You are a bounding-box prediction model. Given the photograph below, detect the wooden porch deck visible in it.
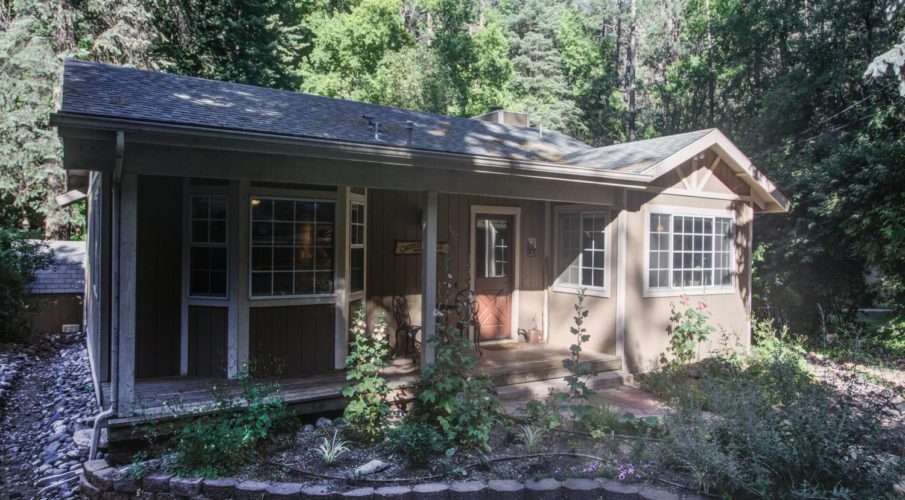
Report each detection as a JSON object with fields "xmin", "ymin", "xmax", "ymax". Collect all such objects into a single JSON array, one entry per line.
[{"xmin": 105, "ymin": 343, "xmax": 620, "ymax": 442}]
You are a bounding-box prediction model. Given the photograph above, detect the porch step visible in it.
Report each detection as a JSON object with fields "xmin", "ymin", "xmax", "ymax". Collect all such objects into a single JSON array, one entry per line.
[{"xmin": 495, "ymin": 371, "xmax": 631, "ymax": 403}]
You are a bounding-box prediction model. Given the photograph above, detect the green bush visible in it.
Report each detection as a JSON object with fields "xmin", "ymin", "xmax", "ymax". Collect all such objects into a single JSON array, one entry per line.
[
  {"xmin": 342, "ymin": 304, "xmax": 390, "ymax": 443},
  {"xmin": 387, "ymin": 422, "xmax": 447, "ymax": 464},
  {"xmin": 165, "ymin": 373, "xmax": 291, "ymax": 478},
  {"xmin": 666, "ymin": 295, "xmax": 715, "ymax": 365},
  {"xmin": 406, "ymin": 264, "xmax": 499, "ymax": 452},
  {"xmin": 660, "ymin": 328, "xmax": 905, "ymax": 498},
  {"xmin": 0, "ymin": 228, "xmax": 51, "ymax": 342}
]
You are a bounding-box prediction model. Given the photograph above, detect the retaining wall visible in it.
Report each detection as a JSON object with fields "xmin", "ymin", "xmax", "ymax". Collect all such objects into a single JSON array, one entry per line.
[{"xmin": 80, "ymin": 459, "xmax": 704, "ymax": 499}]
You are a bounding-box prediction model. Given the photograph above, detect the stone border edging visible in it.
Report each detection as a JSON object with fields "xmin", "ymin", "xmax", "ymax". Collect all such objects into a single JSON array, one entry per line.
[{"xmin": 80, "ymin": 459, "xmax": 705, "ymax": 499}]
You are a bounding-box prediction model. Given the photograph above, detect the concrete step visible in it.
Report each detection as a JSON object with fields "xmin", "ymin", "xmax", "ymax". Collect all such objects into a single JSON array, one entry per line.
[{"xmin": 495, "ymin": 371, "xmax": 631, "ymax": 403}]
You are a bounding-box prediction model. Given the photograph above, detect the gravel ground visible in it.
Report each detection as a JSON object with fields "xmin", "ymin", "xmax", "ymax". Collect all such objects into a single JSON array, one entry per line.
[{"xmin": 0, "ymin": 331, "xmax": 100, "ymax": 499}]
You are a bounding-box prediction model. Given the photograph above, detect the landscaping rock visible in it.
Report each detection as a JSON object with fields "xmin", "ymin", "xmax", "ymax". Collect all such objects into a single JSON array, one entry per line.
[
  {"xmin": 374, "ymin": 485, "xmax": 413, "ymax": 499},
  {"xmin": 0, "ymin": 331, "xmax": 99, "ymax": 499},
  {"xmin": 638, "ymin": 486, "xmax": 679, "ymax": 500},
  {"xmin": 354, "ymin": 459, "xmax": 391, "ymax": 476},
  {"xmin": 450, "ymin": 481, "xmax": 486, "ymax": 499},
  {"xmin": 525, "ymin": 478, "xmax": 561, "ymax": 500},
  {"xmin": 203, "ymin": 477, "xmax": 238, "ymax": 499},
  {"xmin": 600, "ymin": 480, "xmax": 642, "ymax": 499},
  {"xmin": 342, "ymin": 486, "xmax": 376, "ymax": 498},
  {"xmin": 315, "ymin": 416, "xmax": 333, "ymax": 428},
  {"xmin": 235, "ymin": 480, "xmax": 271, "ymax": 499},
  {"xmin": 266, "ymin": 481, "xmax": 304, "ymax": 498},
  {"xmin": 486, "ymin": 479, "xmax": 523, "ymax": 500},
  {"xmin": 170, "ymin": 476, "xmax": 204, "ymax": 497},
  {"xmin": 302, "ymin": 484, "xmax": 335, "ymax": 498},
  {"xmin": 142, "ymin": 472, "xmax": 174, "ymax": 492},
  {"xmin": 412, "ymin": 482, "xmax": 449, "ymax": 499},
  {"xmin": 562, "ymin": 478, "xmax": 601, "ymax": 499}
]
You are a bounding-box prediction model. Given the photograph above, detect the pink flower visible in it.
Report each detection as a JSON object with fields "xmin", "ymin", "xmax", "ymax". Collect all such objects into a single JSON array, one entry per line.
[
  {"xmin": 697, "ymin": 300, "xmax": 707, "ymax": 311},
  {"xmin": 679, "ymin": 294, "xmax": 690, "ymax": 306}
]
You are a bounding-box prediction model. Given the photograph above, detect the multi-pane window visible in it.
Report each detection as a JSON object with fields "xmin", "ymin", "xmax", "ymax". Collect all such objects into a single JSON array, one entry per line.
[
  {"xmin": 648, "ymin": 213, "xmax": 734, "ymax": 290},
  {"xmin": 190, "ymin": 195, "xmax": 228, "ymax": 297},
  {"xmin": 250, "ymin": 198, "xmax": 335, "ymax": 297},
  {"xmin": 556, "ymin": 212, "xmax": 607, "ymax": 290},
  {"xmin": 350, "ymin": 202, "xmax": 365, "ymax": 293}
]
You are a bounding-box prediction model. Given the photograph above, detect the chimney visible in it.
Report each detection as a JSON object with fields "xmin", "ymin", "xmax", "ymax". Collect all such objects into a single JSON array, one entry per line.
[{"xmin": 471, "ymin": 109, "xmax": 530, "ymax": 127}]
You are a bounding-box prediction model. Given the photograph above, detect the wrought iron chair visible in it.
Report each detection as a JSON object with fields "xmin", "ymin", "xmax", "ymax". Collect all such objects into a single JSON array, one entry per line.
[
  {"xmin": 455, "ymin": 289, "xmax": 482, "ymax": 355},
  {"xmin": 392, "ymin": 295, "xmax": 421, "ymax": 364}
]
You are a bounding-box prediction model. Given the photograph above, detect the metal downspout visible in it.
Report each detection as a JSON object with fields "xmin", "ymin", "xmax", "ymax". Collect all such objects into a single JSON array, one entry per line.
[{"xmin": 90, "ymin": 131, "xmax": 124, "ymax": 460}]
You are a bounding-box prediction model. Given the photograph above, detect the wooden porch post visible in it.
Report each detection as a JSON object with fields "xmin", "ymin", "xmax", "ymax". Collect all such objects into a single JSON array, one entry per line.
[
  {"xmin": 335, "ymin": 186, "xmax": 350, "ymax": 370},
  {"xmin": 420, "ymin": 191, "xmax": 438, "ymax": 365},
  {"xmin": 117, "ymin": 173, "xmax": 138, "ymax": 415}
]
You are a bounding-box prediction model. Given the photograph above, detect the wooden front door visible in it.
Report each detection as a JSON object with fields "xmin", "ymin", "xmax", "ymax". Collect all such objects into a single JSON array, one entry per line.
[{"xmin": 474, "ymin": 214, "xmax": 514, "ymax": 341}]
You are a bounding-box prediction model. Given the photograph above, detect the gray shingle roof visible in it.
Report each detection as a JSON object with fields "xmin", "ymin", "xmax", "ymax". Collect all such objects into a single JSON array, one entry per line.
[
  {"xmin": 60, "ymin": 60, "xmax": 713, "ymax": 172},
  {"xmin": 27, "ymin": 241, "xmax": 85, "ymax": 295},
  {"xmin": 563, "ymin": 129, "xmax": 715, "ymax": 173}
]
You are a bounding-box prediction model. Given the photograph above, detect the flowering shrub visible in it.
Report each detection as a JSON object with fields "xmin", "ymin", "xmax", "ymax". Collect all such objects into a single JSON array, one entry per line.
[
  {"xmin": 407, "ymin": 263, "xmax": 498, "ymax": 453},
  {"xmin": 342, "ymin": 304, "xmax": 390, "ymax": 443},
  {"xmin": 666, "ymin": 295, "xmax": 715, "ymax": 365},
  {"xmin": 563, "ymin": 289, "xmax": 595, "ymax": 399}
]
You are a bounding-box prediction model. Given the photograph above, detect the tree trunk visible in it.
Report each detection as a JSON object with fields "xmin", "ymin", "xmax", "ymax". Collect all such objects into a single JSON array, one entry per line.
[{"xmin": 626, "ymin": 0, "xmax": 637, "ymax": 141}]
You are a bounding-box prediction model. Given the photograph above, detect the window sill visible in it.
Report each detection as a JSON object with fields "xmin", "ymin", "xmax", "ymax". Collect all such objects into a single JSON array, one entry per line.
[
  {"xmin": 552, "ymin": 284, "xmax": 611, "ymax": 298},
  {"xmin": 642, "ymin": 286, "xmax": 736, "ymax": 298},
  {"xmin": 248, "ymin": 294, "xmax": 338, "ymax": 307}
]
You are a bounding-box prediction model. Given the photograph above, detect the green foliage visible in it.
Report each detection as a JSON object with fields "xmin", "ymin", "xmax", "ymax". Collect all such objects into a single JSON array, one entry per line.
[
  {"xmin": 562, "ymin": 289, "xmax": 594, "ymax": 400},
  {"xmin": 387, "ymin": 421, "xmax": 447, "ymax": 464},
  {"xmin": 407, "ymin": 265, "xmax": 499, "ymax": 452},
  {"xmin": 516, "ymin": 424, "xmax": 544, "ymax": 452},
  {"xmin": 342, "ymin": 304, "xmax": 391, "ymax": 443},
  {"xmin": 165, "ymin": 373, "xmax": 291, "ymax": 478},
  {"xmin": 151, "ymin": 0, "xmax": 307, "ymax": 90},
  {"xmin": 315, "ymin": 430, "xmax": 351, "ymax": 466},
  {"xmin": 0, "ymin": 229, "xmax": 51, "ymax": 342},
  {"xmin": 520, "ymin": 394, "xmax": 563, "ymax": 431},
  {"xmin": 666, "ymin": 295, "xmax": 715, "ymax": 365},
  {"xmin": 657, "ymin": 321, "xmax": 905, "ymax": 497}
]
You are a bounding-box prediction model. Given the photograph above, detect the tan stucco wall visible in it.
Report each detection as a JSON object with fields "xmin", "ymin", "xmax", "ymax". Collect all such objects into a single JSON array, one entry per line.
[{"xmin": 623, "ymin": 193, "xmax": 752, "ymax": 373}]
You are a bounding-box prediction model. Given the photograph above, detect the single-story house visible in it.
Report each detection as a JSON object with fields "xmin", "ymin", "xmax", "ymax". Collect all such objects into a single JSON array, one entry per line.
[
  {"xmin": 51, "ymin": 60, "xmax": 787, "ymax": 442},
  {"xmin": 24, "ymin": 240, "xmax": 85, "ymax": 334}
]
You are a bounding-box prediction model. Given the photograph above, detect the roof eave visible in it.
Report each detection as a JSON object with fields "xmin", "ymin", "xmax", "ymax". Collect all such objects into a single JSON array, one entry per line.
[{"xmin": 51, "ymin": 112, "xmax": 655, "ymax": 188}]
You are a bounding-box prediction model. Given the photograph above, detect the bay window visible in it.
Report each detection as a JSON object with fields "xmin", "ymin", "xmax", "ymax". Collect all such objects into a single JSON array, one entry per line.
[
  {"xmin": 189, "ymin": 194, "xmax": 228, "ymax": 298},
  {"xmin": 250, "ymin": 197, "xmax": 335, "ymax": 297},
  {"xmin": 648, "ymin": 212, "xmax": 734, "ymax": 292},
  {"xmin": 350, "ymin": 201, "xmax": 365, "ymax": 294}
]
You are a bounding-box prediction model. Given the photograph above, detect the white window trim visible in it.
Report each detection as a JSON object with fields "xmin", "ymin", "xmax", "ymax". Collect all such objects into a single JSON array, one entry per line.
[
  {"xmin": 186, "ymin": 193, "xmax": 231, "ymax": 301},
  {"xmin": 349, "ymin": 195, "xmax": 367, "ymax": 302},
  {"xmin": 642, "ymin": 203, "xmax": 737, "ymax": 298},
  {"xmin": 552, "ymin": 205, "xmax": 612, "ymax": 298},
  {"xmin": 247, "ymin": 195, "xmax": 338, "ymax": 301}
]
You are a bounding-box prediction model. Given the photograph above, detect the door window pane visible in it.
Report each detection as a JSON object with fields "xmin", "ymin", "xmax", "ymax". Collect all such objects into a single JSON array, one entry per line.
[{"xmin": 477, "ymin": 218, "xmax": 509, "ymax": 278}]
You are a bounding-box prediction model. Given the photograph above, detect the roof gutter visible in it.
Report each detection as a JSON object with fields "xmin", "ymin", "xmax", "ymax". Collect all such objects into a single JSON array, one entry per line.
[{"xmin": 50, "ymin": 112, "xmax": 655, "ymax": 189}]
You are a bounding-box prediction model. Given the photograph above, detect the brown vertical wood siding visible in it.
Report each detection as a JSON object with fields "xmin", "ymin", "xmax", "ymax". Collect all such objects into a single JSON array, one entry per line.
[
  {"xmin": 135, "ymin": 175, "xmax": 183, "ymax": 379},
  {"xmin": 366, "ymin": 190, "xmax": 547, "ymax": 345},
  {"xmin": 188, "ymin": 306, "xmax": 228, "ymax": 378},
  {"xmin": 249, "ymin": 304, "xmax": 336, "ymax": 376}
]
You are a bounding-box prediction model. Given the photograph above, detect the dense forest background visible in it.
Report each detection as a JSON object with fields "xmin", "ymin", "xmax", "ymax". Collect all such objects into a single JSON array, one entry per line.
[{"xmin": 1, "ymin": 0, "xmax": 904, "ymax": 332}]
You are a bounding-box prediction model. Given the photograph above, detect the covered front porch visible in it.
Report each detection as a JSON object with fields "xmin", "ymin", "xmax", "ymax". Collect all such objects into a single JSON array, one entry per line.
[{"xmin": 104, "ymin": 342, "xmax": 621, "ymax": 441}]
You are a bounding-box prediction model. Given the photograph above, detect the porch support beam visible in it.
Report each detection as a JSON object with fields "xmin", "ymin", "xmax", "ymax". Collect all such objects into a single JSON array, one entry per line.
[
  {"xmin": 335, "ymin": 186, "xmax": 350, "ymax": 370},
  {"xmin": 420, "ymin": 191, "xmax": 438, "ymax": 365},
  {"xmin": 116, "ymin": 172, "xmax": 138, "ymax": 415},
  {"xmin": 615, "ymin": 190, "xmax": 627, "ymax": 367}
]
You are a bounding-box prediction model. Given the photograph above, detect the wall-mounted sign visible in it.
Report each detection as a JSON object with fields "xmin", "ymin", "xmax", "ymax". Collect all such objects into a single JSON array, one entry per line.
[
  {"xmin": 527, "ymin": 237, "xmax": 537, "ymax": 257},
  {"xmin": 394, "ymin": 241, "xmax": 450, "ymax": 255}
]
